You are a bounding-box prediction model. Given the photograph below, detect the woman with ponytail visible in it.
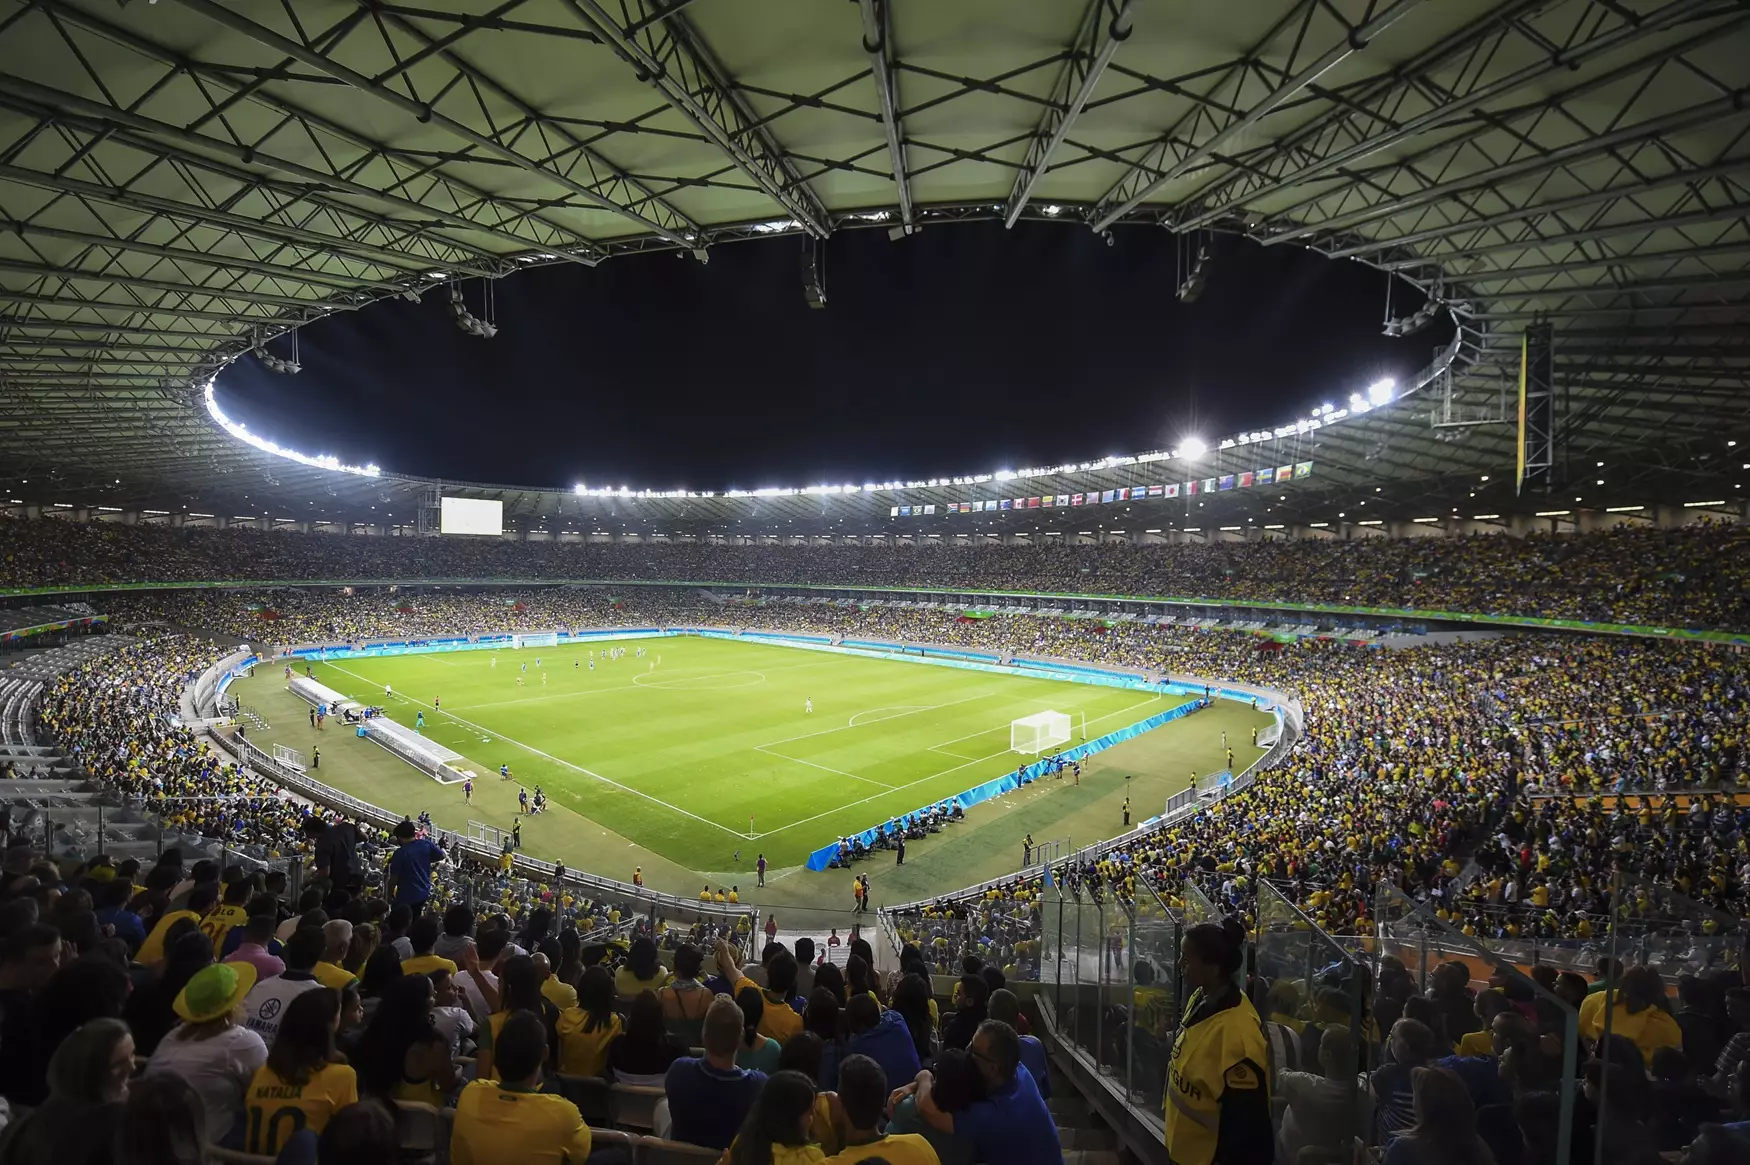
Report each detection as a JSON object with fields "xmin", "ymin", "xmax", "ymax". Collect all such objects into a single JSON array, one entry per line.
[
  {"xmin": 1164, "ymin": 918, "xmax": 1272, "ymax": 1165},
  {"xmin": 736, "ymin": 985, "xmax": 783, "ymax": 1074}
]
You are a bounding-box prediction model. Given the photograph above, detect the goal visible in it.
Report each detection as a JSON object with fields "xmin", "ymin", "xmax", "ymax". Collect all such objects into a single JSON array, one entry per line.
[
  {"xmin": 513, "ymin": 631, "xmax": 558, "ymax": 649},
  {"xmin": 1011, "ymin": 710, "xmax": 1072, "ymax": 756}
]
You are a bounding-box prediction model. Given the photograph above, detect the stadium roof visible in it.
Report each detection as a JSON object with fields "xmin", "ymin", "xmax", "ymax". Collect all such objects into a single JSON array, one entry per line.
[{"xmin": 1, "ymin": 0, "xmax": 1747, "ymax": 532}]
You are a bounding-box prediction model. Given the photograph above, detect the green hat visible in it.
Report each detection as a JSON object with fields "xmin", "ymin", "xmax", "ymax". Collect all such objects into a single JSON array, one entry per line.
[{"xmin": 174, "ymin": 960, "xmax": 257, "ymax": 1024}]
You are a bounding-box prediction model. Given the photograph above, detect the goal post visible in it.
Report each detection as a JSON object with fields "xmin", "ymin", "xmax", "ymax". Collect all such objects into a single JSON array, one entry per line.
[
  {"xmin": 1011, "ymin": 710, "xmax": 1072, "ymax": 756},
  {"xmin": 513, "ymin": 631, "xmax": 558, "ymax": 649}
]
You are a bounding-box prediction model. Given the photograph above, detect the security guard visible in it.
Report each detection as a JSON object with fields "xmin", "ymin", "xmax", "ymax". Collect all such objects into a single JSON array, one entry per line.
[{"xmin": 1164, "ymin": 920, "xmax": 1272, "ymax": 1165}]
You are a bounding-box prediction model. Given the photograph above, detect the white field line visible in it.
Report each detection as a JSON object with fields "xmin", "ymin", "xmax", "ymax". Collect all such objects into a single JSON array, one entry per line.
[
  {"xmin": 754, "ymin": 685, "xmax": 1012, "ymax": 750},
  {"xmin": 846, "ymin": 705, "xmax": 936, "ymax": 727},
  {"xmin": 752, "ymin": 746, "xmax": 897, "ymax": 790},
  {"xmin": 749, "ymin": 692, "xmax": 1169, "ymax": 840},
  {"xmin": 321, "ymin": 662, "xmax": 752, "ymax": 841}
]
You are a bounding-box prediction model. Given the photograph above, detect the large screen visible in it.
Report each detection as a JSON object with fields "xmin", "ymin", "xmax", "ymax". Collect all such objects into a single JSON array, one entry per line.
[{"xmin": 440, "ymin": 496, "xmax": 503, "ymax": 536}]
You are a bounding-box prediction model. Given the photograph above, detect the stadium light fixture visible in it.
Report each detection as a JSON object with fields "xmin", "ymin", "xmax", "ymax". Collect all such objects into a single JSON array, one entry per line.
[
  {"xmin": 1308, "ymin": 522, "xmax": 1330, "ymax": 528},
  {"xmin": 203, "ymin": 383, "xmax": 380, "ymax": 478},
  {"xmin": 1606, "ymin": 506, "xmax": 1644, "ymax": 513},
  {"xmin": 1178, "ymin": 436, "xmax": 1207, "ymax": 459},
  {"xmin": 1368, "ymin": 379, "xmax": 1396, "ymax": 406},
  {"xmin": 1473, "ymin": 514, "xmax": 1502, "ymax": 520},
  {"xmin": 1177, "ymin": 245, "xmax": 1209, "ymax": 303},
  {"xmin": 1684, "ymin": 500, "xmax": 1728, "ymax": 507},
  {"xmin": 1536, "ymin": 510, "xmax": 1572, "ymax": 517},
  {"xmin": 1357, "ymin": 520, "xmax": 1383, "ymax": 526}
]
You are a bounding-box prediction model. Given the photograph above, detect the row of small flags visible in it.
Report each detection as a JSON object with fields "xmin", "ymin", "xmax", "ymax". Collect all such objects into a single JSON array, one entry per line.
[{"xmin": 889, "ymin": 462, "xmax": 1313, "ymax": 518}]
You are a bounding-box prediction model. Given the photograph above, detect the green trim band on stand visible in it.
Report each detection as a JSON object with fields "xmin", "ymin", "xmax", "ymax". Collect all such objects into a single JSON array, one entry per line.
[{"xmin": 3, "ymin": 576, "xmax": 1747, "ymax": 645}]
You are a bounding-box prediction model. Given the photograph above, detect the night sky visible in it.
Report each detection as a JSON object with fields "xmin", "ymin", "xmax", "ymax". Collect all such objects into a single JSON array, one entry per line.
[{"xmin": 216, "ymin": 222, "xmax": 1449, "ymax": 491}]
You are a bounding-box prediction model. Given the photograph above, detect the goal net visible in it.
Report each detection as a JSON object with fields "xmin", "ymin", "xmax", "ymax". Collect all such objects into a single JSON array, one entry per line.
[
  {"xmin": 1011, "ymin": 710, "xmax": 1072, "ymax": 756},
  {"xmin": 513, "ymin": 631, "xmax": 558, "ymax": 649}
]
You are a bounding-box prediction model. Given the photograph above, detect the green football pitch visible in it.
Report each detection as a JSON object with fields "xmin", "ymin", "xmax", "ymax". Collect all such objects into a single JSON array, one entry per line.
[{"xmin": 266, "ymin": 637, "xmax": 1204, "ymax": 870}]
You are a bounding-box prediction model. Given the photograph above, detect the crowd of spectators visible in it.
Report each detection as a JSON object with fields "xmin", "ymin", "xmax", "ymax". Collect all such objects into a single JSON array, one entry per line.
[
  {"xmin": 878, "ymin": 623, "xmax": 1749, "ymax": 957},
  {"xmin": 5, "ymin": 515, "xmax": 1749, "ymax": 629},
  {"xmin": 73, "ymin": 589, "xmax": 1750, "ymax": 958},
  {"xmin": 107, "ymin": 587, "xmax": 656, "ymax": 647},
  {"xmin": 0, "ymin": 830, "xmax": 1063, "ymax": 1165}
]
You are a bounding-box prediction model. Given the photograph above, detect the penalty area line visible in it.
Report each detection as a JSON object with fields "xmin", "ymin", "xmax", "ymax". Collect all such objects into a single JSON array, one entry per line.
[
  {"xmin": 752, "ymin": 745, "xmax": 896, "ymax": 791},
  {"xmin": 321, "ymin": 662, "xmax": 753, "ymax": 843}
]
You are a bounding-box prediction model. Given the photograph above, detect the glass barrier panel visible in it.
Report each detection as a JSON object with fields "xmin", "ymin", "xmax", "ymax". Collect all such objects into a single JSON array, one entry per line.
[
  {"xmin": 1373, "ymin": 884, "xmax": 1581, "ymax": 1165},
  {"xmin": 1254, "ymin": 880, "xmax": 1367, "ymax": 1165},
  {"xmin": 1130, "ymin": 882, "xmax": 1181, "ymax": 1111}
]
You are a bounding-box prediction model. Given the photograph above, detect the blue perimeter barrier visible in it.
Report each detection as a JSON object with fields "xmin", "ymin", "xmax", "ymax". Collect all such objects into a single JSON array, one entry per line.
[{"xmin": 802, "ymin": 697, "xmax": 1206, "ymax": 872}]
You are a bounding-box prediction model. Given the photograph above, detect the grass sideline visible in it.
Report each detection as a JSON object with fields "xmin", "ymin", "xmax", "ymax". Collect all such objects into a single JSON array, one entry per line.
[{"xmin": 233, "ymin": 637, "xmax": 1271, "ymax": 897}]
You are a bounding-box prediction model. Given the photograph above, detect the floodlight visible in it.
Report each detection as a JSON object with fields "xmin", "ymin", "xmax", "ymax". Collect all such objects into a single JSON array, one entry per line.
[
  {"xmin": 1382, "ymin": 299, "xmax": 1439, "ymax": 337},
  {"xmin": 448, "ymin": 283, "xmax": 497, "ymax": 338},
  {"xmin": 1177, "ymin": 245, "xmax": 1209, "ymax": 303},
  {"xmin": 1179, "ymin": 436, "xmax": 1208, "ymax": 459},
  {"xmin": 253, "ymin": 332, "xmax": 299, "ymax": 375},
  {"xmin": 1367, "ymin": 378, "xmax": 1395, "ymax": 406}
]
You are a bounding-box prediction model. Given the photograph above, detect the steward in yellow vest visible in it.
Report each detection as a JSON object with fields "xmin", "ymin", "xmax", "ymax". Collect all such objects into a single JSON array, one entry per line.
[{"xmin": 1164, "ymin": 923, "xmax": 1271, "ymax": 1165}]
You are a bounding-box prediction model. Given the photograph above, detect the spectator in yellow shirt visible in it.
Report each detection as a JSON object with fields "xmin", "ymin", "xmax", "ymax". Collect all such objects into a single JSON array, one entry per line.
[
  {"xmin": 613, "ymin": 937, "xmax": 672, "ymax": 999},
  {"xmin": 243, "ymin": 986, "xmax": 358, "ymax": 1155},
  {"xmin": 453, "ymin": 1011, "xmax": 592, "ymax": 1165},
  {"xmin": 200, "ymin": 881, "xmax": 253, "ymax": 956},
  {"xmin": 1582, "ymin": 966, "xmax": 1683, "ymax": 1065},
  {"xmin": 138, "ymin": 884, "xmax": 217, "ymax": 965},
  {"xmin": 314, "ymin": 920, "xmax": 360, "ymax": 992},
  {"xmin": 719, "ymin": 941, "xmax": 803, "ymax": 1046},
  {"xmin": 401, "ymin": 916, "xmax": 459, "ymax": 978},
  {"xmin": 558, "ymin": 966, "xmax": 621, "ymax": 1078}
]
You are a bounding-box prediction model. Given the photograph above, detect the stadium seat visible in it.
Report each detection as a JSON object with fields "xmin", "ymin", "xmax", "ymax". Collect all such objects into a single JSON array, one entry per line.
[
  {"xmin": 587, "ymin": 1127, "xmax": 636, "ymax": 1162},
  {"xmin": 635, "ymin": 1136, "xmax": 720, "ymax": 1165},
  {"xmin": 395, "ymin": 1100, "xmax": 443, "ymax": 1164},
  {"xmin": 206, "ymin": 1150, "xmax": 276, "ymax": 1165},
  {"xmin": 609, "ymin": 1082, "xmax": 666, "ymax": 1131},
  {"xmin": 558, "ymin": 1072, "xmax": 615, "ymax": 1126}
]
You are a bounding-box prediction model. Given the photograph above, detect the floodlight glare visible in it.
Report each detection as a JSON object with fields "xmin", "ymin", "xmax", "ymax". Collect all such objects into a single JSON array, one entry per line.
[
  {"xmin": 1179, "ymin": 436, "xmax": 1208, "ymax": 459},
  {"xmin": 1368, "ymin": 378, "xmax": 1396, "ymax": 406}
]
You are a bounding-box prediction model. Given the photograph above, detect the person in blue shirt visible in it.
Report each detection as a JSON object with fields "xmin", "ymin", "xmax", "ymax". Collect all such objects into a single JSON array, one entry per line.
[
  {"xmin": 900, "ymin": 1019, "xmax": 1063, "ymax": 1165},
  {"xmin": 665, "ymin": 995, "xmax": 766, "ymax": 1151},
  {"xmin": 92, "ymin": 878, "xmax": 146, "ymax": 953},
  {"xmin": 386, "ymin": 819, "xmax": 447, "ymax": 913},
  {"xmin": 988, "ymin": 990, "xmax": 1050, "ymax": 1098},
  {"xmin": 830, "ymin": 993, "xmax": 921, "ymax": 1093}
]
